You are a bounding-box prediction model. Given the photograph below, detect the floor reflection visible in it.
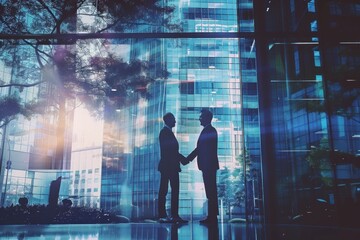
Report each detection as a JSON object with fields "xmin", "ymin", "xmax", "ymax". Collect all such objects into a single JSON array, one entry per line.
[
  {"xmin": 0, "ymin": 222, "xmax": 257, "ymax": 240},
  {"xmin": 0, "ymin": 222, "xmax": 359, "ymax": 240}
]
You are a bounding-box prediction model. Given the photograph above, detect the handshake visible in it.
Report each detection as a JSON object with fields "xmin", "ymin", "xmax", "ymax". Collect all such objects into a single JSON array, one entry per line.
[
  {"xmin": 180, "ymin": 155, "xmax": 190, "ymax": 166},
  {"xmin": 179, "ymin": 150, "xmax": 197, "ymax": 166}
]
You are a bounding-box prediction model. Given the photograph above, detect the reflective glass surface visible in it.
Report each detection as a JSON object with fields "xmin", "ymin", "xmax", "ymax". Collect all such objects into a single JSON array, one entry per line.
[
  {"xmin": 0, "ymin": 0, "xmax": 259, "ymax": 221},
  {"xmin": 0, "ymin": 223, "xmax": 253, "ymax": 240},
  {"xmin": 0, "ymin": 223, "xmax": 359, "ymax": 240}
]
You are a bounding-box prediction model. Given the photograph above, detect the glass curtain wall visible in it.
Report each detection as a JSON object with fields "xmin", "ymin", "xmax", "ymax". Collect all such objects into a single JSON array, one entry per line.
[
  {"xmin": 1, "ymin": 169, "xmax": 70, "ymax": 206},
  {"xmin": 0, "ymin": 0, "xmax": 263, "ymax": 223},
  {"xmin": 256, "ymin": 0, "xmax": 360, "ymax": 226},
  {"xmin": 101, "ymin": 0, "xmax": 262, "ymax": 221}
]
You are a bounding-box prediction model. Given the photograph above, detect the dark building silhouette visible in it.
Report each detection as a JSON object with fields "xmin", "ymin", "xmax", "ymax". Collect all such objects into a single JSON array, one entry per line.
[{"xmin": 48, "ymin": 177, "xmax": 62, "ymax": 207}]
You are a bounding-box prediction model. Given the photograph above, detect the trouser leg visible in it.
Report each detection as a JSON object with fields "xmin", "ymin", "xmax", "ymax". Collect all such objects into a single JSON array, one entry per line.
[
  {"xmin": 203, "ymin": 170, "xmax": 219, "ymax": 217},
  {"xmin": 158, "ymin": 173, "xmax": 169, "ymax": 217},
  {"xmin": 169, "ymin": 172, "xmax": 180, "ymax": 217}
]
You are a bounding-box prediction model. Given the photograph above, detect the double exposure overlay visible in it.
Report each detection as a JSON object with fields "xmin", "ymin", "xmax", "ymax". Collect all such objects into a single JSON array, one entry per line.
[{"xmin": 0, "ymin": 0, "xmax": 359, "ymax": 226}]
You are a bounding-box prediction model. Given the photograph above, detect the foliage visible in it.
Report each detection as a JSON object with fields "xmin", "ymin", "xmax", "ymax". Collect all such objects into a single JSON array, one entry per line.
[
  {"xmin": 89, "ymin": 55, "xmax": 165, "ymax": 110},
  {"xmin": 305, "ymin": 138, "xmax": 333, "ymax": 187},
  {"xmin": 0, "ymin": 96, "xmax": 45, "ymax": 128},
  {"xmin": 39, "ymin": 45, "xmax": 165, "ymax": 117},
  {"xmin": 307, "ymin": 146, "xmax": 360, "ymax": 168},
  {"xmin": 0, "ymin": 0, "xmax": 178, "ymax": 122},
  {"xmin": 218, "ymin": 167, "xmax": 244, "ymax": 208},
  {"xmin": 218, "ymin": 151, "xmax": 252, "ymax": 209},
  {"xmin": 306, "ymin": 138, "xmax": 360, "ymax": 186},
  {"xmin": 306, "ymin": 139, "xmax": 332, "ymax": 170},
  {"xmin": 0, "ymin": 96, "xmax": 22, "ymax": 126},
  {"xmin": 93, "ymin": 0, "xmax": 181, "ymax": 32},
  {"xmin": 0, "ymin": 204, "xmax": 128, "ymax": 225},
  {"xmin": 0, "ymin": 0, "xmax": 180, "ymax": 35}
]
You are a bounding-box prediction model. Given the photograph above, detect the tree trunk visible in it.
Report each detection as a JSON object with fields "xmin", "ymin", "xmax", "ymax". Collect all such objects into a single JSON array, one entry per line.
[{"xmin": 53, "ymin": 99, "xmax": 66, "ymax": 169}]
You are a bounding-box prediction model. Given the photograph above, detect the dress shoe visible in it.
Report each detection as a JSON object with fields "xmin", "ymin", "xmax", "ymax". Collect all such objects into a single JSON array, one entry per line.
[
  {"xmin": 158, "ymin": 217, "xmax": 172, "ymax": 223},
  {"xmin": 171, "ymin": 216, "xmax": 188, "ymax": 224},
  {"xmin": 199, "ymin": 217, "xmax": 217, "ymax": 225}
]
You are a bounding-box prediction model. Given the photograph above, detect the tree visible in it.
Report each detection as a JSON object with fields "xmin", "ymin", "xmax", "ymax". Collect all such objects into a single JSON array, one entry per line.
[
  {"xmin": 217, "ymin": 151, "xmax": 253, "ymax": 217},
  {"xmin": 0, "ymin": 0, "xmax": 178, "ymax": 111},
  {"xmin": 0, "ymin": 0, "xmax": 177, "ymax": 168},
  {"xmin": 306, "ymin": 138, "xmax": 334, "ymax": 187}
]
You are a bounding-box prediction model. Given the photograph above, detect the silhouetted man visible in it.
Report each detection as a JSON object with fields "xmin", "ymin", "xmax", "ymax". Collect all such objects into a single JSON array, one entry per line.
[
  {"xmin": 158, "ymin": 112, "xmax": 188, "ymax": 223},
  {"xmin": 187, "ymin": 109, "xmax": 219, "ymax": 224}
]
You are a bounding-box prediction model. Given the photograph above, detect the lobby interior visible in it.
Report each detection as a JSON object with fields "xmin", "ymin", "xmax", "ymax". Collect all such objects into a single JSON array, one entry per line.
[{"xmin": 1, "ymin": 1, "xmax": 360, "ymax": 239}]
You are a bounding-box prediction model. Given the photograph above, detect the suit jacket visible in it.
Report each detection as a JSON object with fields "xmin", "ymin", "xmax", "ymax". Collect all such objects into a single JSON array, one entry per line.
[
  {"xmin": 188, "ymin": 124, "xmax": 219, "ymax": 172},
  {"xmin": 158, "ymin": 126, "xmax": 182, "ymax": 173}
]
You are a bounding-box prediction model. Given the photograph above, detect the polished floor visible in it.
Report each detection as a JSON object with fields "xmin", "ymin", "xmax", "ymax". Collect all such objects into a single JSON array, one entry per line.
[{"xmin": 0, "ymin": 222, "xmax": 359, "ymax": 240}]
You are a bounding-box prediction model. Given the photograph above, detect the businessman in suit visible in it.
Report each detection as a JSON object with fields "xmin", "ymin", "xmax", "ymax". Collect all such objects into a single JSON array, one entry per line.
[
  {"xmin": 187, "ymin": 109, "xmax": 219, "ymax": 224},
  {"xmin": 158, "ymin": 112, "xmax": 188, "ymax": 223}
]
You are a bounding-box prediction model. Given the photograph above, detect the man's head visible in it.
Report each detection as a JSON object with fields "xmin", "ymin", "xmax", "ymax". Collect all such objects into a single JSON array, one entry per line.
[
  {"xmin": 199, "ymin": 109, "xmax": 213, "ymax": 127},
  {"xmin": 163, "ymin": 112, "xmax": 176, "ymax": 128}
]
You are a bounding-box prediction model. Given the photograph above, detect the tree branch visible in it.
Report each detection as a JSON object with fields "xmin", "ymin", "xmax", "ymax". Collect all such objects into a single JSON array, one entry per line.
[
  {"xmin": 36, "ymin": 0, "xmax": 58, "ymax": 25},
  {"xmin": 0, "ymin": 117, "xmax": 15, "ymax": 128},
  {"xmin": 0, "ymin": 81, "xmax": 45, "ymax": 88},
  {"xmin": 20, "ymin": 39, "xmax": 52, "ymax": 68},
  {"xmin": 96, "ymin": 17, "xmax": 123, "ymax": 33}
]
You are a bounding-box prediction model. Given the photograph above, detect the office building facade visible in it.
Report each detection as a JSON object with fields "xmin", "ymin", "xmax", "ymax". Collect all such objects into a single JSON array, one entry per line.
[{"xmin": 98, "ymin": 0, "xmax": 261, "ymax": 220}]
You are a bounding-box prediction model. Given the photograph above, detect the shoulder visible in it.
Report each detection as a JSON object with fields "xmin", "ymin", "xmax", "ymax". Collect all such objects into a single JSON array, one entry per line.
[
  {"xmin": 205, "ymin": 125, "xmax": 217, "ymax": 133},
  {"xmin": 207, "ymin": 125, "xmax": 218, "ymax": 138},
  {"xmin": 160, "ymin": 127, "xmax": 171, "ymax": 137},
  {"xmin": 160, "ymin": 127, "xmax": 170, "ymax": 132},
  {"xmin": 159, "ymin": 127, "xmax": 166, "ymax": 136}
]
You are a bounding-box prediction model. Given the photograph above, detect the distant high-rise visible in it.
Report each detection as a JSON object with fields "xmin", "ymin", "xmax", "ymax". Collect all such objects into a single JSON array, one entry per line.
[{"xmin": 99, "ymin": 0, "xmax": 260, "ymax": 219}]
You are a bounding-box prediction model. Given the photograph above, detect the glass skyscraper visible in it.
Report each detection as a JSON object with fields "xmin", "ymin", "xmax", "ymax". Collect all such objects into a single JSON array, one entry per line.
[{"xmin": 99, "ymin": 0, "xmax": 260, "ymax": 220}]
